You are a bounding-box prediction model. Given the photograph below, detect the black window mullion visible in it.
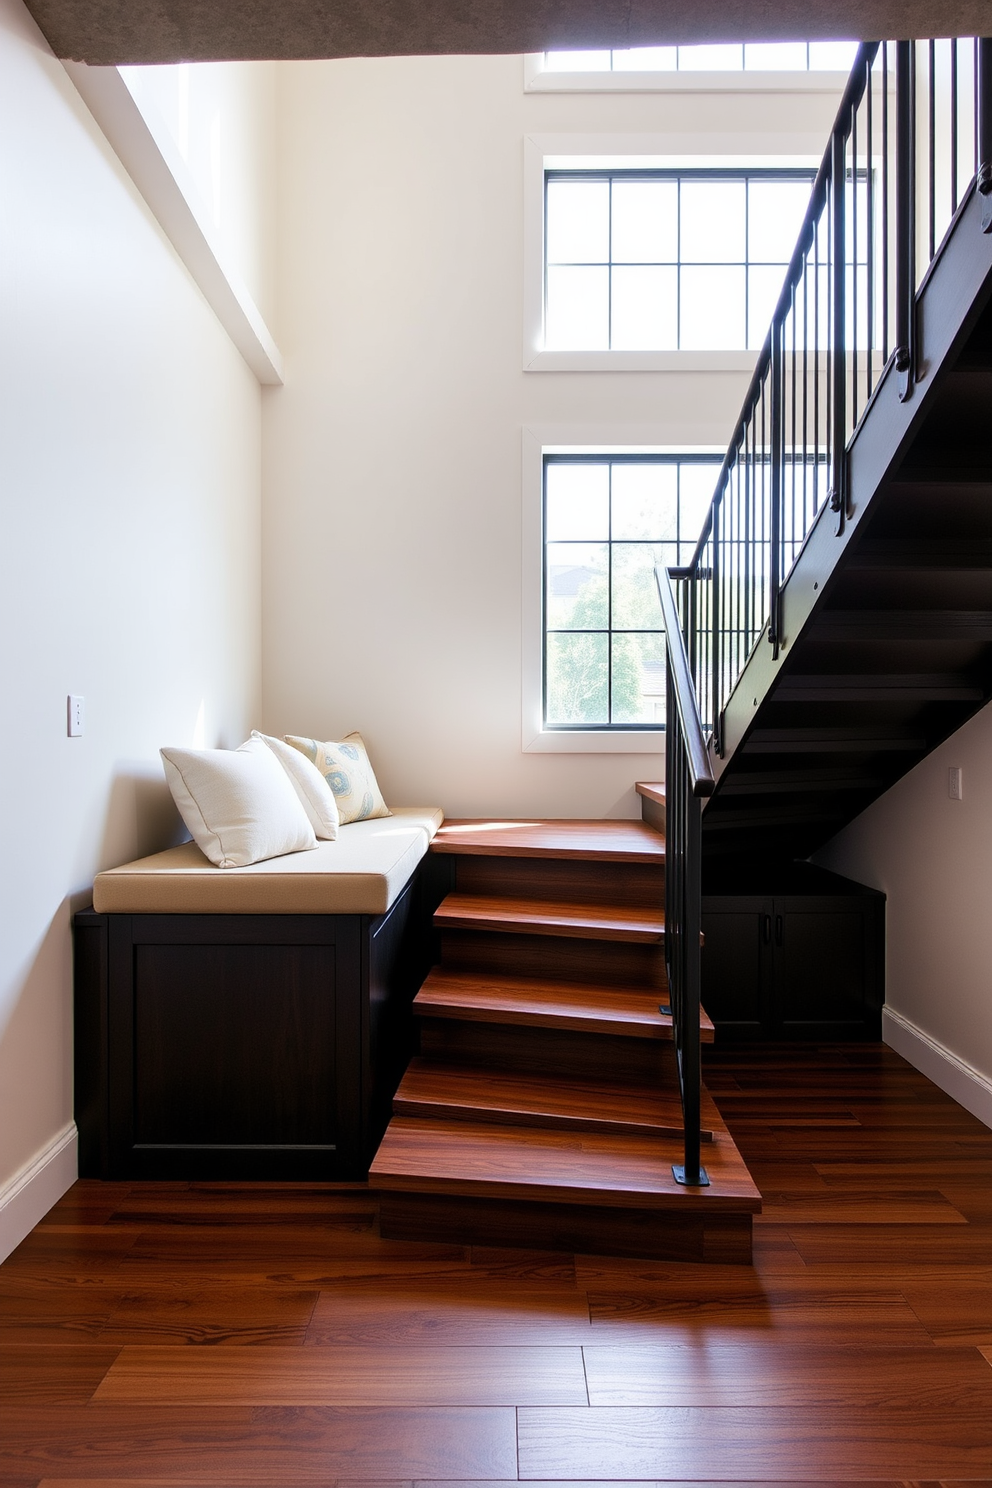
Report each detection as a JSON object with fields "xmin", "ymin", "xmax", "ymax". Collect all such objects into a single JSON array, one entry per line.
[{"xmin": 543, "ymin": 453, "xmax": 729, "ymax": 731}]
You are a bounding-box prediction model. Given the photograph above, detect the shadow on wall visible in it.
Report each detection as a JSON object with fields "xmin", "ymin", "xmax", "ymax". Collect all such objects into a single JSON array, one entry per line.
[
  {"xmin": 0, "ymin": 766, "xmax": 191, "ymax": 1176},
  {"xmin": 98, "ymin": 762, "xmax": 189, "ymax": 873},
  {"xmin": 0, "ymin": 907, "xmax": 73, "ymax": 1166}
]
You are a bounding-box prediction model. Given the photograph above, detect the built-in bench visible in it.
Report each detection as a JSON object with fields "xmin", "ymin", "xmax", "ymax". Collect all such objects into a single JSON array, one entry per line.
[{"xmin": 73, "ymin": 809, "xmax": 444, "ymax": 1180}]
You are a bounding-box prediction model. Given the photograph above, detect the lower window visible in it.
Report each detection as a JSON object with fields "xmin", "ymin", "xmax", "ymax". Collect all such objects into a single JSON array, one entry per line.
[{"xmin": 543, "ymin": 453, "xmax": 720, "ymax": 730}]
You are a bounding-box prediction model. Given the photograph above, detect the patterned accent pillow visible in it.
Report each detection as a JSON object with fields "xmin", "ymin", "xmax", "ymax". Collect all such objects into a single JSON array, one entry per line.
[{"xmin": 284, "ymin": 732, "xmax": 391, "ymax": 824}]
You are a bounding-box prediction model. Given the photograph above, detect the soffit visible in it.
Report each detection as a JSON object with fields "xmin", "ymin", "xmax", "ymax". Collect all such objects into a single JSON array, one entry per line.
[{"xmin": 21, "ymin": 0, "xmax": 992, "ymax": 65}]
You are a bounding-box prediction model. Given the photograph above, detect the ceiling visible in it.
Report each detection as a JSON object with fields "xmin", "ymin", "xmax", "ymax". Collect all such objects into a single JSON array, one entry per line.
[{"xmin": 22, "ymin": 0, "xmax": 992, "ymax": 65}]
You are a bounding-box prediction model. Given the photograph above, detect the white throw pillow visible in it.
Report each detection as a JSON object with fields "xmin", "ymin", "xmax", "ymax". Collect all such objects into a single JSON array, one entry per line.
[
  {"xmin": 251, "ymin": 730, "xmax": 339, "ymax": 840},
  {"xmin": 160, "ymin": 739, "xmax": 318, "ymax": 868},
  {"xmin": 284, "ymin": 732, "xmax": 391, "ymax": 825}
]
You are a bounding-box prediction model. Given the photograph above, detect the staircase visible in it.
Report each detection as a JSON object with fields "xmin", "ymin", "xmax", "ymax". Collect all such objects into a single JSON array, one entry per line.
[
  {"xmin": 370, "ymin": 817, "xmax": 760, "ymax": 1264},
  {"xmin": 667, "ymin": 40, "xmax": 992, "ymax": 868},
  {"xmin": 374, "ymin": 40, "xmax": 992, "ymax": 1266},
  {"xmin": 702, "ymin": 243, "xmax": 992, "ymax": 865}
]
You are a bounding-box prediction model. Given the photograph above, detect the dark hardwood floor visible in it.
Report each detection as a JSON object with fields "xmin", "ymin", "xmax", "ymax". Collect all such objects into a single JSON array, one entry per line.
[{"xmin": 3, "ymin": 1042, "xmax": 992, "ymax": 1484}]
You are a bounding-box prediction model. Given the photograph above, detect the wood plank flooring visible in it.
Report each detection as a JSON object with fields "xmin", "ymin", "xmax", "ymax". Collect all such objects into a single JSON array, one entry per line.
[{"xmin": 4, "ymin": 1042, "xmax": 992, "ymax": 1485}]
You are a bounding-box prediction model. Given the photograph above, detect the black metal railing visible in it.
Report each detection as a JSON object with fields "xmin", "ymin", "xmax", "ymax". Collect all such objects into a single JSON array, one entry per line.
[
  {"xmin": 655, "ymin": 563, "xmax": 714, "ymax": 1187},
  {"xmin": 678, "ymin": 37, "xmax": 992, "ymax": 748},
  {"xmin": 656, "ymin": 38, "xmax": 992, "ymax": 1180}
]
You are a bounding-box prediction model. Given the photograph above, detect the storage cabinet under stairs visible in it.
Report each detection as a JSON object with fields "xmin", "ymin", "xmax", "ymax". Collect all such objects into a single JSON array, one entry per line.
[{"xmin": 370, "ymin": 818, "xmax": 760, "ymax": 1263}]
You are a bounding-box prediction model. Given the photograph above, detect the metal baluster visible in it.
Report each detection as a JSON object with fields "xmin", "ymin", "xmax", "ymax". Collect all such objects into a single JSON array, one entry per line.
[
  {"xmin": 951, "ymin": 38, "xmax": 959, "ymax": 216},
  {"xmin": 978, "ymin": 38, "xmax": 992, "ymax": 231},
  {"xmin": 929, "ymin": 39, "xmax": 936, "ymax": 262},
  {"xmin": 856, "ymin": 81, "xmax": 862, "ymax": 428},
  {"xmin": 882, "ymin": 41, "xmax": 890, "ymax": 362},
  {"xmin": 790, "ymin": 285, "xmax": 797, "ymax": 574},
  {"xmin": 711, "ymin": 495, "xmax": 721, "ymax": 752},
  {"xmin": 895, "ymin": 39, "xmax": 915, "ymax": 399},
  {"xmin": 866, "ymin": 54, "xmax": 874, "ymax": 400},
  {"xmin": 830, "ymin": 128, "xmax": 847, "ymax": 528}
]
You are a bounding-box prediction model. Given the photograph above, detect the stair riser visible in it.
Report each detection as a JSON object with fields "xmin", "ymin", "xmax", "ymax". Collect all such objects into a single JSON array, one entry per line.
[
  {"xmin": 379, "ymin": 1190, "xmax": 752, "ymax": 1264},
  {"xmin": 419, "ymin": 1017, "xmax": 676, "ymax": 1083},
  {"xmin": 452, "ymin": 855, "xmax": 664, "ymax": 909},
  {"xmin": 439, "ymin": 929, "xmax": 665, "ymax": 988}
]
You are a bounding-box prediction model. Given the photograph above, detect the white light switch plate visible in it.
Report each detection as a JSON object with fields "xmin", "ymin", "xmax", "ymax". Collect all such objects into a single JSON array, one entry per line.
[
  {"xmin": 67, "ymin": 695, "xmax": 85, "ymax": 737},
  {"xmin": 948, "ymin": 766, "xmax": 963, "ymax": 800}
]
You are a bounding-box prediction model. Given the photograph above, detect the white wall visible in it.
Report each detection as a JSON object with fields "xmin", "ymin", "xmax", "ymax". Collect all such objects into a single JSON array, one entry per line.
[
  {"xmin": 261, "ymin": 55, "xmax": 843, "ymax": 819},
  {"xmin": 815, "ymin": 704, "xmax": 992, "ymax": 1127},
  {"xmin": 0, "ymin": 0, "xmax": 262, "ymax": 1254},
  {"xmin": 119, "ymin": 60, "xmax": 279, "ymax": 334}
]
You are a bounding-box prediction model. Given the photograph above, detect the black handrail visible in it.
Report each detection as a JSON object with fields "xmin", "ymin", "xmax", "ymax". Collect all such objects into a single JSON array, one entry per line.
[
  {"xmin": 656, "ymin": 566, "xmax": 715, "ymax": 801},
  {"xmin": 656, "ymin": 563, "xmax": 713, "ymax": 1187}
]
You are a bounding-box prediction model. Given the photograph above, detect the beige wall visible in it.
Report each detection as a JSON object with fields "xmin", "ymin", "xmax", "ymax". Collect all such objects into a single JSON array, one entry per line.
[
  {"xmin": 0, "ymin": 0, "xmax": 262, "ymax": 1247},
  {"xmin": 261, "ymin": 55, "xmax": 843, "ymax": 819},
  {"xmin": 815, "ymin": 703, "xmax": 992, "ymax": 1120}
]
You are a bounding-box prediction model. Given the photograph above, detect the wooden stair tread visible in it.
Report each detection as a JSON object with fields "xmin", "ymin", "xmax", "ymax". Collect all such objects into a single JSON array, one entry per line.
[
  {"xmin": 431, "ymin": 818, "xmax": 665, "ymax": 862},
  {"xmin": 414, "ymin": 967, "xmax": 715, "ymax": 1041},
  {"xmin": 435, "ymin": 893, "xmax": 664, "ymax": 943},
  {"xmin": 370, "ymin": 1115, "xmax": 761, "ymax": 1212},
  {"xmin": 394, "ymin": 1057, "xmax": 716, "ymax": 1139}
]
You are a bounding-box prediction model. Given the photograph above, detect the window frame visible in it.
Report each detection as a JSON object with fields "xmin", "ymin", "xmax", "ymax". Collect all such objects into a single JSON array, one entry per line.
[
  {"xmin": 543, "ymin": 450, "xmax": 725, "ymax": 734},
  {"xmin": 522, "ymin": 136, "xmax": 826, "ymax": 373},
  {"xmin": 521, "ymin": 426, "xmax": 724, "ymax": 755},
  {"xmin": 522, "ymin": 52, "xmax": 854, "ymax": 94},
  {"xmin": 543, "ymin": 165, "xmax": 818, "ymax": 357}
]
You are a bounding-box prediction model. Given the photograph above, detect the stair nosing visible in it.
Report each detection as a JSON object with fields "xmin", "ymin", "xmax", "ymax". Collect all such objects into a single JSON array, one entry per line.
[
  {"xmin": 413, "ymin": 968, "xmax": 714, "ymax": 1041},
  {"xmin": 434, "ymin": 893, "xmax": 665, "ymax": 944},
  {"xmin": 370, "ymin": 1116, "xmax": 761, "ymax": 1212},
  {"xmin": 393, "ymin": 1059, "xmax": 715, "ymax": 1140}
]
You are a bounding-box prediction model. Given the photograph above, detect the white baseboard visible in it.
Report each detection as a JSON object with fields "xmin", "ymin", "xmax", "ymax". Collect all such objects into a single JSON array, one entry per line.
[
  {"xmin": 883, "ymin": 1006, "xmax": 992, "ymax": 1132},
  {"xmin": 0, "ymin": 1122, "xmax": 78, "ymax": 1264}
]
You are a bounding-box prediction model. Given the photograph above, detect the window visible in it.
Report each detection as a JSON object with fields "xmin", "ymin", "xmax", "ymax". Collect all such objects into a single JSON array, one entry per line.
[
  {"xmin": 544, "ymin": 169, "xmax": 816, "ymax": 353},
  {"xmin": 543, "ymin": 454, "xmax": 720, "ymax": 730},
  {"xmin": 540, "ymin": 42, "xmax": 859, "ymax": 75}
]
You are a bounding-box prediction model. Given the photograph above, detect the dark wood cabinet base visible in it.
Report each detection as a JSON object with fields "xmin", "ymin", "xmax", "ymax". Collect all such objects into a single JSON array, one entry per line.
[
  {"xmin": 73, "ymin": 865, "xmax": 434, "ymax": 1180},
  {"xmin": 701, "ymin": 863, "xmax": 884, "ymax": 1040}
]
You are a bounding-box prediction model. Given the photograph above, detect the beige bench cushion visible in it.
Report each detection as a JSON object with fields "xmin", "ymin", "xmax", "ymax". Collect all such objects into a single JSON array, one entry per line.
[{"xmin": 92, "ymin": 807, "xmax": 443, "ymax": 916}]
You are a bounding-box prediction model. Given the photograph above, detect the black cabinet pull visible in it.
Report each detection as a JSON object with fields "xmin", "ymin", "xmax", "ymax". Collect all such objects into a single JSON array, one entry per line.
[
  {"xmin": 763, "ymin": 914, "xmax": 772, "ymax": 944},
  {"xmin": 775, "ymin": 914, "xmax": 784, "ymax": 946}
]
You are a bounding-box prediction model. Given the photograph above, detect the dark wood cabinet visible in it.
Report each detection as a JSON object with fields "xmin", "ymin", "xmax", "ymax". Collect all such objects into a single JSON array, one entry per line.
[
  {"xmin": 701, "ymin": 865, "xmax": 884, "ymax": 1039},
  {"xmin": 73, "ymin": 865, "xmax": 433, "ymax": 1181}
]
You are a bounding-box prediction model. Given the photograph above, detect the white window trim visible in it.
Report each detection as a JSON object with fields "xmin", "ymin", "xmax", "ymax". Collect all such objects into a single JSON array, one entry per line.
[
  {"xmin": 521, "ymin": 425, "xmax": 724, "ymax": 756},
  {"xmin": 523, "ymin": 135, "xmax": 826, "ymax": 373},
  {"xmin": 523, "ymin": 54, "xmax": 853, "ymax": 95}
]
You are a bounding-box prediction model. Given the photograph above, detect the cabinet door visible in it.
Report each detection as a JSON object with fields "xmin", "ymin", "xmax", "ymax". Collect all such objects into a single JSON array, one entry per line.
[
  {"xmin": 772, "ymin": 898, "xmax": 878, "ymax": 1036},
  {"xmin": 107, "ymin": 915, "xmax": 362, "ymax": 1179},
  {"xmin": 700, "ymin": 896, "xmax": 772, "ymax": 1039}
]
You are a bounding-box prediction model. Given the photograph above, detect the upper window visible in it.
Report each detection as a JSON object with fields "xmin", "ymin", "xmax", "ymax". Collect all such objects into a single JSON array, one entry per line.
[
  {"xmin": 543, "ymin": 454, "xmax": 720, "ymax": 730},
  {"xmin": 541, "ymin": 42, "xmax": 859, "ymax": 74},
  {"xmin": 545, "ymin": 169, "xmax": 815, "ymax": 353}
]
